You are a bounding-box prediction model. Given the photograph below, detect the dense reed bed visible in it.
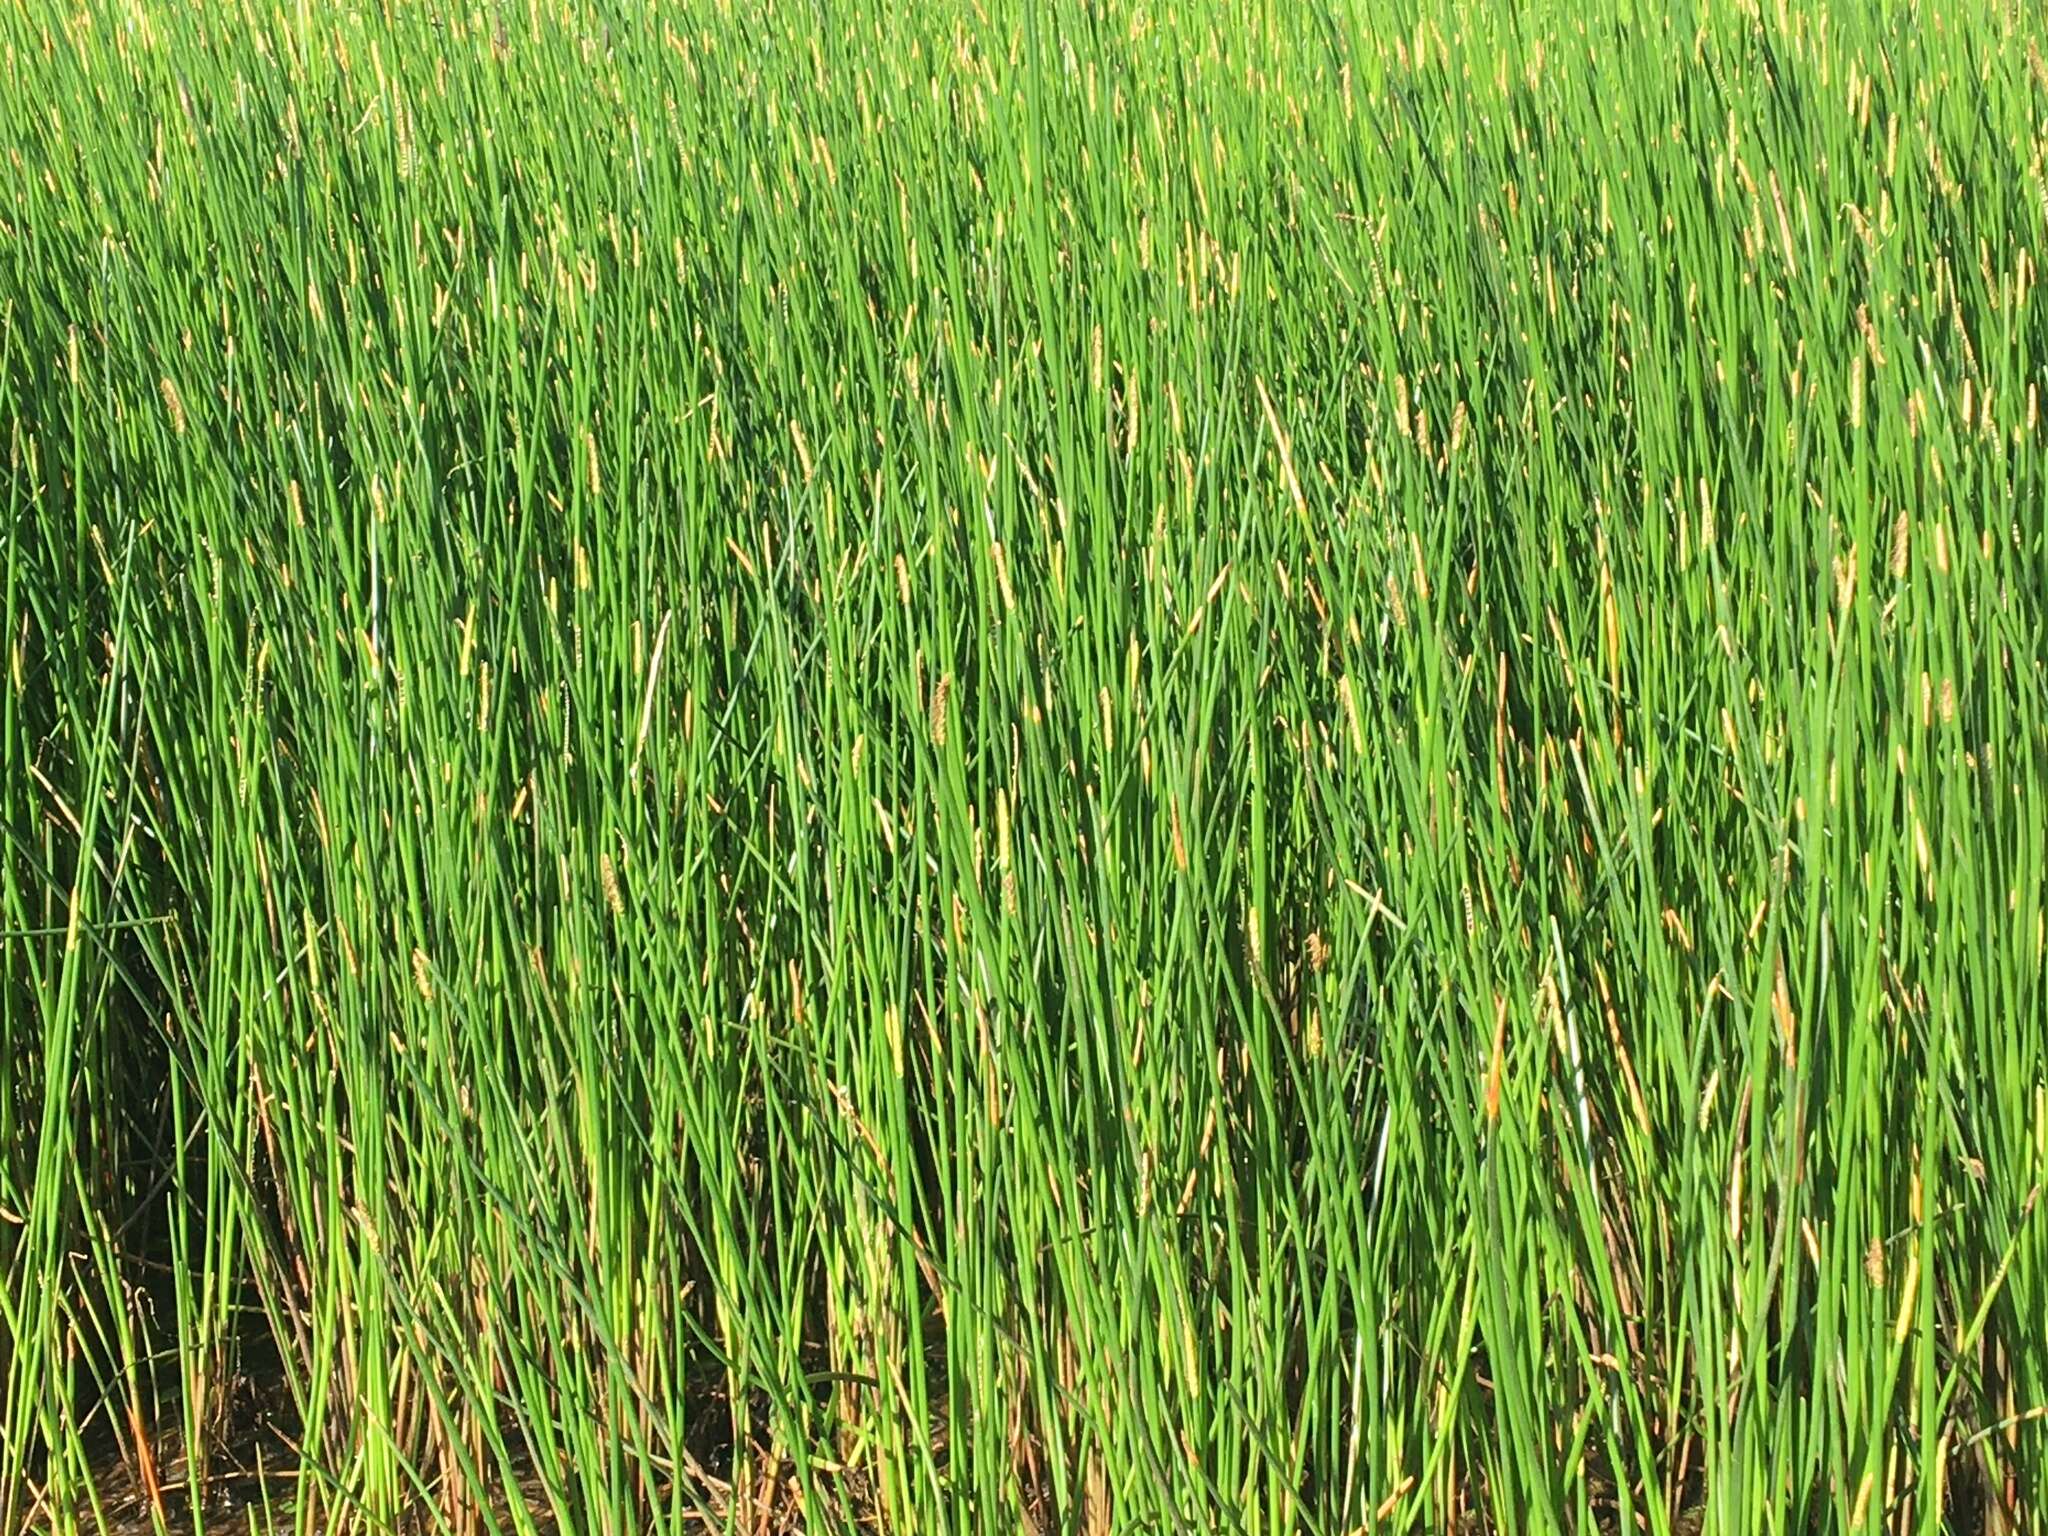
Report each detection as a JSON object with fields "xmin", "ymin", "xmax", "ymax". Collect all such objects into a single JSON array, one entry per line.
[{"xmin": 4, "ymin": 0, "xmax": 2046, "ymax": 1530}]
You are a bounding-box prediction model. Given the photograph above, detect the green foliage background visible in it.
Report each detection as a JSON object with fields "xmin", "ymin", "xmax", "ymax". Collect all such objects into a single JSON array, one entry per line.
[{"xmin": 3, "ymin": 0, "xmax": 2045, "ymax": 1530}]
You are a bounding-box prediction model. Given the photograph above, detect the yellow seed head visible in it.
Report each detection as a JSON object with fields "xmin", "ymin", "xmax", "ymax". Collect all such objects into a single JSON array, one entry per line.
[
  {"xmin": 929, "ymin": 672, "xmax": 951, "ymax": 747},
  {"xmin": 159, "ymin": 376, "xmax": 186, "ymax": 437},
  {"xmin": 991, "ymin": 540, "xmax": 1015, "ymax": 612},
  {"xmin": 1339, "ymin": 673, "xmax": 1365, "ymax": 755}
]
